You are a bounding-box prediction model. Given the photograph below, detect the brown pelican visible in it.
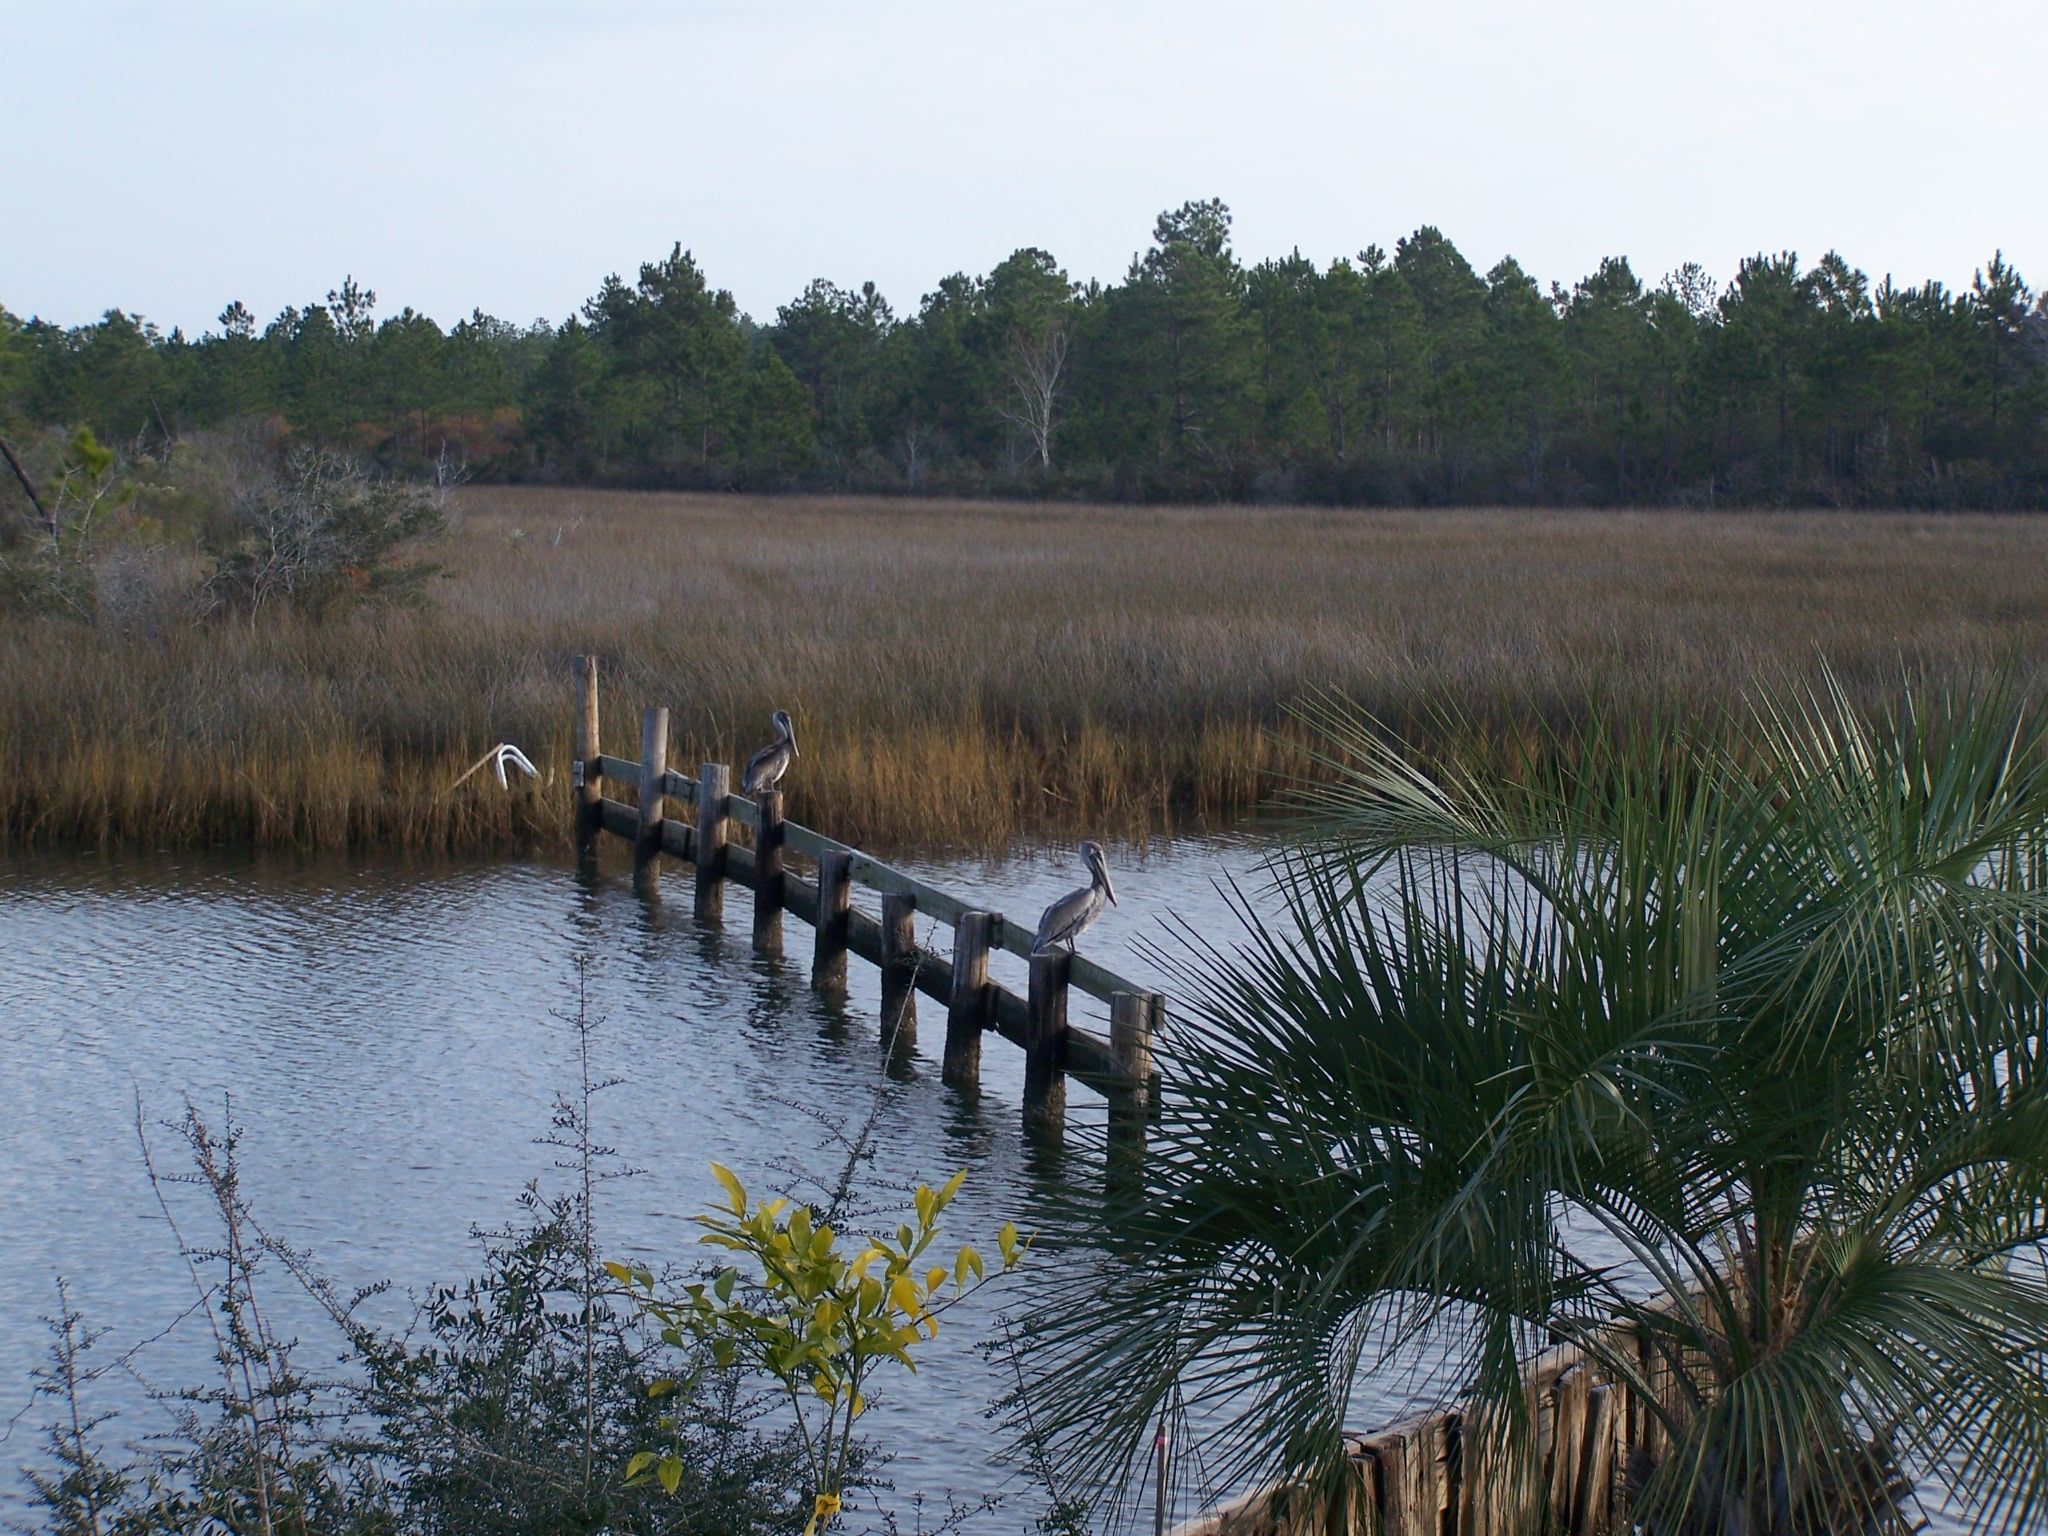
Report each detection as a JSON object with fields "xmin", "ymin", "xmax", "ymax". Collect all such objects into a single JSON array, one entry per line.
[
  {"xmin": 1033, "ymin": 840, "xmax": 1118, "ymax": 954},
  {"xmin": 742, "ymin": 710, "xmax": 799, "ymax": 796}
]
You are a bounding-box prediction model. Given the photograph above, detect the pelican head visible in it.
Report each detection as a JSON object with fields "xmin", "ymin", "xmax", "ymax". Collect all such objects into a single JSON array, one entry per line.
[
  {"xmin": 773, "ymin": 709, "xmax": 798, "ymax": 756},
  {"xmin": 1080, "ymin": 839, "xmax": 1117, "ymax": 906}
]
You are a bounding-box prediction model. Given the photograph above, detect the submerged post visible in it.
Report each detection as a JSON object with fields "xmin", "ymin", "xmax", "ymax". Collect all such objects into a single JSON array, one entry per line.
[
  {"xmin": 1108, "ymin": 991, "xmax": 1159, "ymax": 1186},
  {"xmin": 1025, "ymin": 949, "xmax": 1070, "ymax": 1137},
  {"xmin": 695, "ymin": 762, "xmax": 730, "ymax": 922},
  {"xmin": 812, "ymin": 849, "xmax": 852, "ymax": 996},
  {"xmin": 880, "ymin": 892, "xmax": 918, "ymax": 1052},
  {"xmin": 633, "ymin": 706, "xmax": 668, "ymax": 895},
  {"xmin": 574, "ymin": 655, "xmax": 601, "ymax": 854},
  {"xmin": 753, "ymin": 790, "xmax": 785, "ymax": 955},
  {"xmin": 944, "ymin": 912, "xmax": 993, "ymax": 1091}
]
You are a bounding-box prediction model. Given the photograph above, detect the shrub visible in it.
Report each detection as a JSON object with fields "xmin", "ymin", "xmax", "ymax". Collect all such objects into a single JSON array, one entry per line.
[
  {"xmin": 201, "ymin": 447, "xmax": 444, "ymax": 619},
  {"xmin": 0, "ymin": 426, "xmax": 130, "ymax": 617}
]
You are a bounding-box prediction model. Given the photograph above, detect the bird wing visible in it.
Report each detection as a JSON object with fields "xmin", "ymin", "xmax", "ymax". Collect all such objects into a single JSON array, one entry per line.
[
  {"xmin": 1034, "ymin": 884, "xmax": 1091, "ymax": 951},
  {"xmin": 742, "ymin": 741, "xmax": 779, "ymax": 793}
]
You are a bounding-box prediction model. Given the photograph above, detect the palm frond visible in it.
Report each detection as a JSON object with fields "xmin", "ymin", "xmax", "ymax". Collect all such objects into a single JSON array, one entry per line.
[{"xmin": 1022, "ymin": 669, "xmax": 2048, "ymax": 1535}]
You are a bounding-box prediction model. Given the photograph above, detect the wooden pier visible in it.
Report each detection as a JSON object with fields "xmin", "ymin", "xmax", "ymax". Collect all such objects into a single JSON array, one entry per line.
[{"xmin": 570, "ymin": 657, "xmax": 1161, "ymax": 1157}]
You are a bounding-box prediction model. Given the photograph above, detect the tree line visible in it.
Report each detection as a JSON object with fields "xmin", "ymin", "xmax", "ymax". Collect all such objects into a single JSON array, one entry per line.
[{"xmin": 5, "ymin": 200, "xmax": 2046, "ymax": 507}]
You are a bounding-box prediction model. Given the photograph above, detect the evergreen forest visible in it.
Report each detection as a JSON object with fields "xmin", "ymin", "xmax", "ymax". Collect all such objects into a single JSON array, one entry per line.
[{"xmin": 5, "ymin": 201, "xmax": 2045, "ymax": 507}]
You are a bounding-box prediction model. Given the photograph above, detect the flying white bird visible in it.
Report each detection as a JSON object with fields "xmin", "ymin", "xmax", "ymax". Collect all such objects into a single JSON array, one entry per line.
[{"xmin": 452, "ymin": 742, "xmax": 541, "ymax": 789}]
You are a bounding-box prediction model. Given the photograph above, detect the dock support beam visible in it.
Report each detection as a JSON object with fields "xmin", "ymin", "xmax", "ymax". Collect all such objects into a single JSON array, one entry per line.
[
  {"xmin": 880, "ymin": 893, "xmax": 918, "ymax": 1053},
  {"xmin": 812, "ymin": 849, "xmax": 851, "ymax": 996},
  {"xmin": 574, "ymin": 656, "xmax": 601, "ymax": 857},
  {"xmin": 1025, "ymin": 949, "xmax": 1070, "ymax": 1137},
  {"xmin": 633, "ymin": 706, "xmax": 668, "ymax": 896},
  {"xmin": 1109, "ymin": 991, "xmax": 1159, "ymax": 1188},
  {"xmin": 945, "ymin": 912, "xmax": 993, "ymax": 1091},
  {"xmin": 753, "ymin": 790, "xmax": 785, "ymax": 955},
  {"xmin": 695, "ymin": 762, "xmax": 729, "ymax": 922}
]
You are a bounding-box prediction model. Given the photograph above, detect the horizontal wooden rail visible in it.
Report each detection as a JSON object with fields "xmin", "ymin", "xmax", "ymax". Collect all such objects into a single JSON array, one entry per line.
[
  {"xmin": 730, "ymin": 838, "xmax": 1126, "ymax": 1081},
  {"xmin": 574, "ymin": 660, "xmax": 1163, "ymax": 1156},
  {"xmin": 591, "ymin": 757, "xmax": 1148, "ymax": 1009},
  {"xmin": 598, "ymin": 754, "xmax": 644, "ymax": 789}
]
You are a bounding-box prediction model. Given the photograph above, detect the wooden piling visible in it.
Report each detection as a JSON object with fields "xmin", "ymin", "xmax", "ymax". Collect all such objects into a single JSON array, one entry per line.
[
  {"xmin": 633, "ymin": 706, "xmax": 668, "ymax": 895},
  {"xmin": 944, "ymin": 912, "xmax": 993, "ymax": 1090},
  {"xmin": 1024, "ymin": 949, "xmax": 1070, "ymax": 1135},
  {"xmin": 753, "ymin": 790, "xmax": 785, "ymax": 955},
  {"xmin": 812, "ymin": 848, "xmax": 852, "ymax": 995},
  {"xmin": 695, "ymin": 762, "xmax": 730, "ymax": 922},
  {"xmin": 576, "ymin": 675, "xmax": 1182, "ymax": 1182},
  {"xmin": 1572, "ymin": 1381, "xmax": 1613, "ymax": 1536},
  {"xmin": 880, "ymin": 892, "xmax": 918, "ymax": 1051},
  {"xmin": 574, "ymin": 656, "xmax": 601, "ymax": 853},
  {"xmin": 1108, "ymin": 990, "xmax": 1159, "ymax": 1182}
]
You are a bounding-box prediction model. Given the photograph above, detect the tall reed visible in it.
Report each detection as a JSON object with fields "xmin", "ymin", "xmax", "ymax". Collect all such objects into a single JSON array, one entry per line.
[{"xmin": 7, "ymin": 490, "xmax": 2048, "ymax": 854}]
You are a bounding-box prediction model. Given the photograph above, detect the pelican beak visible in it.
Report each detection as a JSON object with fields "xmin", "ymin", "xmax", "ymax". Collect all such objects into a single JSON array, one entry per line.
[
  {"xmin": 789, "ymin": 724, "xmax": 799, "ymax": 758},
  {"xmin": 1093, "ymin": 850, "xmax": 1118, "ymax": 906}
]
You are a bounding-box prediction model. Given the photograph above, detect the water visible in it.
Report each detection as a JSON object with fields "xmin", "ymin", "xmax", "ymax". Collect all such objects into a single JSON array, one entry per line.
[
  {"xmin": 0, "ymin": 837, "xmax": 1320, "ymax": 1531},
  {"xmin": 0, "ymin": 842, "xmax": 1978, "ymax": 1535}
]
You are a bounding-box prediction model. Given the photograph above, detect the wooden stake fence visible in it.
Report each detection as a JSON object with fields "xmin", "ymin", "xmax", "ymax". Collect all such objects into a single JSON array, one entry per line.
[
  {"xmin": 1168, "ymin": 1330, "xmax": 1703, "ymax": 1536},
  {"xmin": 570, "ymin": 658, "xmax": 1161, "ymax": 1154}
]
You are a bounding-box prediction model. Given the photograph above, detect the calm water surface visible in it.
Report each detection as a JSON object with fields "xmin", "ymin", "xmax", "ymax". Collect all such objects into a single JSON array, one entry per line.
[
  {"xmin": 4, "ymin": 836, "xmax": 1403, "ymax": 1531},
  {"xmin": 0, "ymin": 841, "xmax": 1972, "ymax": 1536}
]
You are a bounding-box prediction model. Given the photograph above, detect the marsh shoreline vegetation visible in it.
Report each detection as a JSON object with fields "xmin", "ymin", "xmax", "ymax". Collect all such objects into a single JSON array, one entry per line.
[{"xmin": 10, "ymin": 482, "xmax": 2048, "ymax": 855}]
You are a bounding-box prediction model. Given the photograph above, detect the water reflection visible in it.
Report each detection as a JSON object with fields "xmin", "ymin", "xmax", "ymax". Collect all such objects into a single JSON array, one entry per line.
[{"xmin": 0, "ymin": 837, "xmax": 1280, "ymax": 1529}]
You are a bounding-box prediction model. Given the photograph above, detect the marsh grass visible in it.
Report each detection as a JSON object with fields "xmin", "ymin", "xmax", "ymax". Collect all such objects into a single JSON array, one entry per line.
[{"xmin": 8, "ymin": 488, "xmax": 2048, "ymax": 854}]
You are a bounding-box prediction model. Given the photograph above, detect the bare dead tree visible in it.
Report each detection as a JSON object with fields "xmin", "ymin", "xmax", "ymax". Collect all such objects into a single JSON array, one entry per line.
[
  {"xmin": 898, "ymin": 421, "xmax": 932, "ymax": 485},
  {"xmin": 998, "ymin": 322, "xmax": 1069, "ymax": 470}
]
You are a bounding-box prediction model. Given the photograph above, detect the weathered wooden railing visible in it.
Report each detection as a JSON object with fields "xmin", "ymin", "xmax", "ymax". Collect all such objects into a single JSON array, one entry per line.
[
  {"xmin": 569, "ymin": 656, "xmax": 1161, "ymax": 1161},
  {"xmin": 1172, "ymin": 1326, "xmax": 1703, "ymax": 1536}
]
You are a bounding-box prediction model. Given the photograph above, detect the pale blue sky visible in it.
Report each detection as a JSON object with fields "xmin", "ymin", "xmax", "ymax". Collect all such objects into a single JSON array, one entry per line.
[{"xmin": 5, "ymin": 0, "xmax": 2041, "ymax": 333}]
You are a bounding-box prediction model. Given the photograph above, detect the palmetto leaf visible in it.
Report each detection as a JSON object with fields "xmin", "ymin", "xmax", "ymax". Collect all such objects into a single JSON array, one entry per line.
[{"xmin": 1018, "ymin": 668, "xmax": 2048, "ymax": 1535}]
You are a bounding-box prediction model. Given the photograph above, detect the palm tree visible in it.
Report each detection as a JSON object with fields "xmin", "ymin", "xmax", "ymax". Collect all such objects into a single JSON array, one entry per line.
[{"xmin": 1020, "ymin": 676, "xmax": 2048, "ymax": 1534}]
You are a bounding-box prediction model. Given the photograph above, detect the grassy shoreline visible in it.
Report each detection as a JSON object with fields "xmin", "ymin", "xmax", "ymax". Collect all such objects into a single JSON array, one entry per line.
[{"xmin": 9, "ymin": 489, "xmax": 2048, "ymax": 855}]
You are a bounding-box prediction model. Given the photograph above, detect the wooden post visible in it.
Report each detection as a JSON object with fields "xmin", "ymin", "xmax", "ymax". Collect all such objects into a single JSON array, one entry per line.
[
  {"xmin": 574, "ymin": 655, "xmax": 601, "ymax": 853},
  {"xmin": 812, "ymin": 849, "xmax": 852, "ymax": 995},
  {"xmin": 695, "ymin": 762, "xmax": 730, "ymax": 922},
  {"xmin": 1154, "ymin": 1421, "xmax": 1169, "ymax": 1536},
  {"xmin": 1573, "ymin": 1384, "xmax": 1614, "ymax": 1536},
  {"xmin": 1025, "ymin": 949, "xmax": 1070, "ymax": 1136},
  {"xmin": 633, "ymin": 706, "xmax": 668, "ymax": 895},
  {"xmin": 944, "ymin": 912, "xmax": 993, "ymax": 1090},
  {"xmin": 1439, "ymin": 1411, "xmax": 1463, "ymax": 1536},
  {"xmin": 880, "ymin": 892, "xmax": 918, "ymax": 1052},
  {"xmin": 752, "ymin": 790, "xmax": 785, "ymax": 955},
  {"xmin": 1108, "ymin": 990, "xmax": 1158, "ymax": 1184}
]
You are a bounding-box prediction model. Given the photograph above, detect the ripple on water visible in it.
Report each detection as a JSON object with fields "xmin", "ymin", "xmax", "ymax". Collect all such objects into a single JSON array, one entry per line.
[
  {"xmin": 0, "ymin": 839, "xmax": 1304, "ymax": 1531},
  {"xmin": 11, "ymin": 844, "xmax": 1957, "ymax": 1534}
]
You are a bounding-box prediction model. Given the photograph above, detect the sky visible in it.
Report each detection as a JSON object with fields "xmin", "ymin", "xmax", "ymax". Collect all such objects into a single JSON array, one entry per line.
[{"xmin": 5, "ymin": 0, "xmax": 2043, "ymax": 335}]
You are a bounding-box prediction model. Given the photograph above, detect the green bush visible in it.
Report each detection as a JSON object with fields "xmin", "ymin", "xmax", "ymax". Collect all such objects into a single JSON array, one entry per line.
[{"xmin": 201, "ymin": 447, "xmax": 444, "ymax": 618}]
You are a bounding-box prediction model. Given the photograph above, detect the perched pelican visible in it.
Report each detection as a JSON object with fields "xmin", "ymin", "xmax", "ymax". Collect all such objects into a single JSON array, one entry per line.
[
  {"xmin": 742, "ymin": 710, "xmax": 799, "ymax": 796},
  {"xmin": 1033, "ymin": 840, "xmax": 1118, "ymax": 954}
]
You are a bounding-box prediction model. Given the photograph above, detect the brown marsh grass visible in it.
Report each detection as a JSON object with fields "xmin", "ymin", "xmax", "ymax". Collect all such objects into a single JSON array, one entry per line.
[{"xmin": 7, "ymin": 489, "xmax": 2048, "ymax": 854}]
